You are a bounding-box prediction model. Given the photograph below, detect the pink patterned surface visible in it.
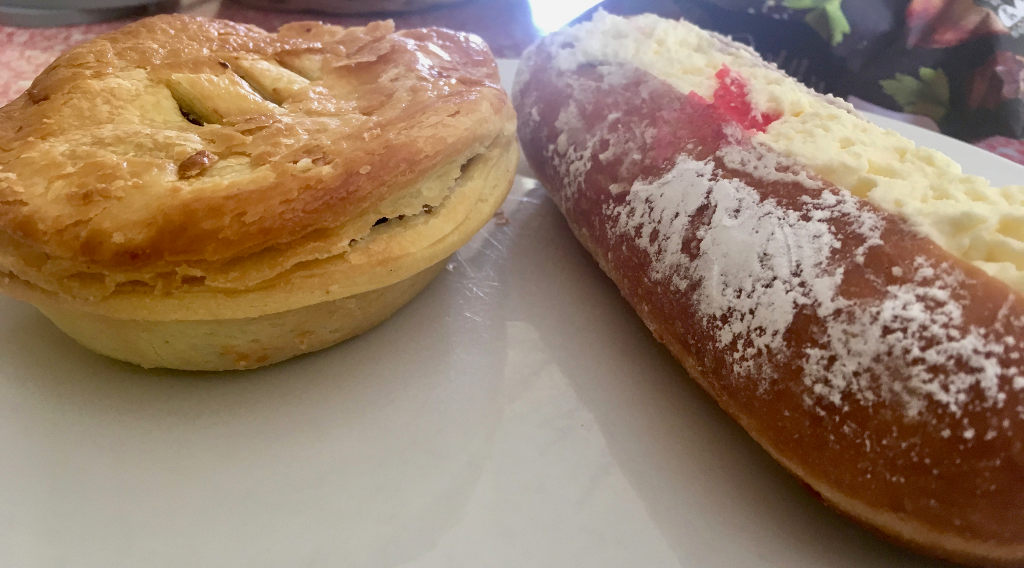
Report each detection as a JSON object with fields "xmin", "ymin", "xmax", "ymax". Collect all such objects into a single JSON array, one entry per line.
[
  {"xmin": 975, "ymin": 136, "xmax": 1024, "ymax": 166},
  {"xmin": 0, "ymin": 22, "xmax": 121, "ymax": 105}
]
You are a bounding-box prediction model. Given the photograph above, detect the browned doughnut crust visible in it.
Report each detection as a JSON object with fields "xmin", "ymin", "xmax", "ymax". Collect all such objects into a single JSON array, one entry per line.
[{"xmin": 513, "ymin": 21, "xmax": 1024, "ymax": 567}]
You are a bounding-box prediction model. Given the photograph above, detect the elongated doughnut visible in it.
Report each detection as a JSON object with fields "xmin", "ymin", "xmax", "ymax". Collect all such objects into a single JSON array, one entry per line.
[{"xmin": 513, "ymin": 12, "xmax": 1024, "ymax": 566}]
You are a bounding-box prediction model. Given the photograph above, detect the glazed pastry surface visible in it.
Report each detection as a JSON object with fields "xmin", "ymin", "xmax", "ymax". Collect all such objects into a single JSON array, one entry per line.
[{"xmin": 0, "ymin": 15, "xmax": 514, "ymax": 306}]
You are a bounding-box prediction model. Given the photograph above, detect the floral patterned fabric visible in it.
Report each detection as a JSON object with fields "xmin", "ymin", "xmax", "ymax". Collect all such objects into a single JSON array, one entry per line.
[{"xmin": 674, "ymin": 0, "xmax": 1024, "ymax": 146}]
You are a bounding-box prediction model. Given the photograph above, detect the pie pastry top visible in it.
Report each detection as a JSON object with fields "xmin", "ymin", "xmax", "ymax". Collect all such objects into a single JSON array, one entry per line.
[
  {"xmin": 0, "ymin": 15, "xmax": 514, "ymax": 315},
  {"xmin": 233, "ymin": 0, "xmax": 472, "ymax": 13}
]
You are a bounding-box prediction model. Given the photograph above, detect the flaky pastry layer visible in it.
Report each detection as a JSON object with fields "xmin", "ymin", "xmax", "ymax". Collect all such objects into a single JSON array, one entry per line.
[
  {"xmin": 0, "ymin": 15, "xmax": 515, "ymax": 301},
  {"xmin": 1, "ymin": 130, "xmax": 518, "ymax": 320}
]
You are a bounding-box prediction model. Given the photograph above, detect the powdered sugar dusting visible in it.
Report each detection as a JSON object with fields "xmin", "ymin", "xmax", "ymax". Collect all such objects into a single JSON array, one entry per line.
[
  {"xmin": 717, "ymin": 130, "xmax": 820, "ymax": 191},
  {"xmin": 611, "ymin": 158, "xmax": 714, "ymax": 282},
  {"xmin": 548, "ymin": 85, "xmax": 656, "ymax": 202},
  {"xmin": 805, "ymin": 258, "xmax": 1008, "ymax": 418},
  {"xmin": 614, "ymin": 149, "xmax": 847, "ymax": 379},
  {"xmin": 551, "ymin": 102, "xmax": 594, "ymax": 200},
  {"xmin": 692, "ymin": 181, "xmax": 844, "ymax": 369},
  {"xmin": 611, "ymin": 147, "xmax": 1020, "ymax": 425}
]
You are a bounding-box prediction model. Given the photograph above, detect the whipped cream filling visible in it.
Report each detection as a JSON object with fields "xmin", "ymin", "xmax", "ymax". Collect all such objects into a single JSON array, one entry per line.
[{"xmin": 544, "ymin": 11, "xmax": 1024, "ymax": 295}]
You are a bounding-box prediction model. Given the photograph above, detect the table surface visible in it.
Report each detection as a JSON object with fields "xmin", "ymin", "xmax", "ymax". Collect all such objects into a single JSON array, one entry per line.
[{"xmin": 0, "ymin": 4, "xmax": 1020, "ymax": 567}]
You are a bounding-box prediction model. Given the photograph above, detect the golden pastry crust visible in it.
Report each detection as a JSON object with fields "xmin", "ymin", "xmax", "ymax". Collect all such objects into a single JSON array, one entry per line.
[
  {"xmin": 0, "ymin": 15, "xmax": 516, "ymax": 370},
  {"xmin": 233, "ymin": 0, "xmax": 471, "ymax": 13},
  {"xmin": 0, "ymin": 14, "xmax": 514, "ymax": 302},
  {"xmin": 38, "ymin": 261, "xmax": 448, "ymax": 370},
  {"xmin": 0, "ymin": 128, "xmax": 518, "ymax": 320}
]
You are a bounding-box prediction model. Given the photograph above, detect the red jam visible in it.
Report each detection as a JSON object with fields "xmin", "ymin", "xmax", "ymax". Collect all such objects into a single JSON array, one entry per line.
[{"xmin": 704, "ymin": 65, "xmax": 780, "ymax": 133}]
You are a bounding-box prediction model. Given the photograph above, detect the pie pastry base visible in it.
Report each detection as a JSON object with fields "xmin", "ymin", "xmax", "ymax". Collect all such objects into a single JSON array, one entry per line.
[{"xmin": 39, "ymin": 262, "xmax": 444, "ymax": 371}]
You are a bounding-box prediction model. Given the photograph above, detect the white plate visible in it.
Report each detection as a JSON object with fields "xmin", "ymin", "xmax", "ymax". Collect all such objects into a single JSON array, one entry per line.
[{"xmin": 0, "ymin": 62, "xmax": 1018, "ymax": 568}]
